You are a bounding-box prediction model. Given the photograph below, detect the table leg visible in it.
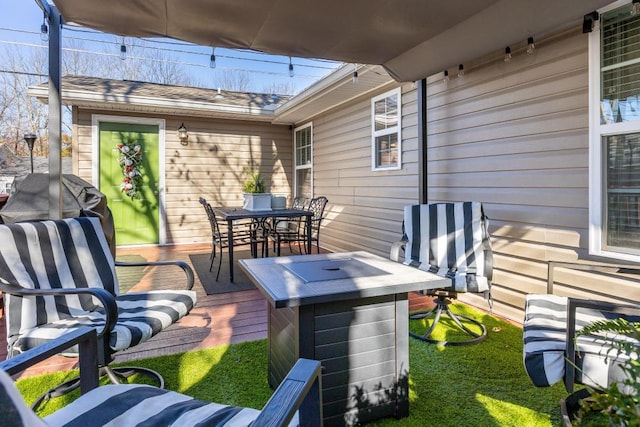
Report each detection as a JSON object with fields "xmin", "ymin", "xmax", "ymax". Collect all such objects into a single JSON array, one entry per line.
[{"xmin": 227, "ymin": 219, "xmax": 234, "ymax": 282}]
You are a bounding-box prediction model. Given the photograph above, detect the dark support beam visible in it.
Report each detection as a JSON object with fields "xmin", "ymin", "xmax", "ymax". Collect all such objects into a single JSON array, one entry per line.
[
  {"xmin": 417, "ymin": 78, "xmax": 428, "ymax": 204},
  {"xmin": 47, "ymin": 6, "xmax": 63, "ymax": 219}
]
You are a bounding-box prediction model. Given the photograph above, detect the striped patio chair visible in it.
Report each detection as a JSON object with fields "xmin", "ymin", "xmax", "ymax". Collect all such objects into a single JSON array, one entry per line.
[
  {"xmin": 0, "ymin": 217, "xmax": 197, "ymax": 409},
  {"xmin": 391, "ymin": 201, "xmax": 493, "ymax": 345},
  {"xmin": 0, "ymin": 328, "xmax": 323, "ymax": 427},
  {"xmin": 523, "ymin": 262, "xmax": 640, "ymax": 422}
]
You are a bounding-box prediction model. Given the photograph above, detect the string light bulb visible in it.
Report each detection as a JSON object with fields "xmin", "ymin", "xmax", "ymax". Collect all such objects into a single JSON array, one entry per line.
[
  {"xmin": 119, "ymin": 37, "xmax": 127, "ymax": 61},
  {"xmin": 632, "ymin": 0, "xmax": 640, "ymax": 15},
  {"xmin": 209, "ymin": 47, "xmax": 216, "ymax": 69},
  {"xmin": 504, "ymin": 46, "xmax": 512, "ymax": 62},
  {"xmin": 527, "ymin": 37, "xmax": 535, "ymax": 54},
  {"xmin": 443, "ymin": 70, "xmax": 450, "ymax": 83},
  {"xmin": 458, "ymin": 64, "xmax": 464, "ymax": 77},
  {"xmin": 352, "ymin": 64, "xmax": 358, "ymax": 84},
  {"xmin": 288, "ymin": 57, "xmax": 294, "ymax": 78},
  {"xmin": 40, "ymin": 13, "xmax": 48, "ymax": 42}
]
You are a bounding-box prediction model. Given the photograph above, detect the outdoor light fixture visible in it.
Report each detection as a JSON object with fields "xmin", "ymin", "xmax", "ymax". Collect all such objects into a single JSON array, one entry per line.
[
  {"xmin": 214, "ymin": 88, "xmax": 224, "ymax": 99},
  {"xmin": 352, "ymin": 64, "xmax": 358, "ymax": 84},
  {"xmin": 443, "ymin": 70, "xmax": 449, "ymax": 83},
  {"xmin": 177, "ymin": 123, "xmax": 189, "ymax": 146},
  {"xmin": 527, "ymin": 37, "xmax": 535, "ymax": 54},
  {"xmin": 120, "ymin": 37, "xmax": 127, "ymax": 60},
  {"xmin": 40, "ymin": 13, "xmax": 48, "ymax": 42},
  {"xmin": 458, "ymin": 64, "xmax": 464, "ymax": 77},
  {"xmin": 23, "ymin": 133, "xmax": 37, "ymax": 173},
  {"xmin": 633, "ymin": 0, "xmax": 640, "ymax": 16},
  {"xmin": 288, "ymin": 57, "xmax": 294, "ymax": 78},
  {"xmin": 504, "ymin": 46, "xmax": 512, "ymax": 62},
  {"xmin": 209, "ymin": 47, "xmax": 216, "ymax": 69},
  {"xmin": 583, "ymin": 11, "xmax": 599, "ymax": 33}
]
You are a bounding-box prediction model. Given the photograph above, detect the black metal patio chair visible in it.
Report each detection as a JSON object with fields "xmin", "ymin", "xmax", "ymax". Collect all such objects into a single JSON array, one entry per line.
[{"xmin": 199, "ymin": 197, "xmax": 265, "ymax": 280}]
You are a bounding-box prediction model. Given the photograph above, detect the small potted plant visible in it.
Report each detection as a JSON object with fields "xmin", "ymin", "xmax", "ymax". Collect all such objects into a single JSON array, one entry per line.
[{"xmin": 242, "ymin": 168, "xmax": 271, "ymax": 211}]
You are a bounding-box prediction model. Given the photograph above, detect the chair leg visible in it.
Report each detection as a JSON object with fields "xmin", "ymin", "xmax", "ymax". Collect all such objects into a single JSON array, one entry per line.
[
  {"xmin": 409, "ymin": 293, "xmax": 487, "ymax": 346},
  {"xmin": 30, "ymin": 365, "xmax": 165, "ymax": 411},
  {"xmin": 216, "ymin": 246, "xmax": 223, "ymax": 281}
]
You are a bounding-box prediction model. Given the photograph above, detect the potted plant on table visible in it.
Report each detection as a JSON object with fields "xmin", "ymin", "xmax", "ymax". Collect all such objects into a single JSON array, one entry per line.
[{"xmin": 242, "ymin": 168, "xmax": 271, "ymax": 211}]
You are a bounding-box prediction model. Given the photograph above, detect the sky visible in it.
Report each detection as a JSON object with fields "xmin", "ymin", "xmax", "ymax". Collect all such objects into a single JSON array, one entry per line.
[{"xmin": 0, "ymin": 0, "xmax": 343, "ymax": 95}]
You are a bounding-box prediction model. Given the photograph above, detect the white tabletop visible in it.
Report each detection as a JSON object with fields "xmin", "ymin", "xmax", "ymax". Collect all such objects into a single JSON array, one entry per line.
[{"xmin": 238, "ymin": 251, "xmax": 450, "ymax": 308}]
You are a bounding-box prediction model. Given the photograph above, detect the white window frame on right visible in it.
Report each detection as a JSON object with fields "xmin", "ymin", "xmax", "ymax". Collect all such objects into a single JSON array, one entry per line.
[
  {"xmin": 589, "ymin": 0, "xmax": 640, "ymax": 261},
  {"xmin": 371, "ymin": 88, "xmax": 401, "ymax": 171}
]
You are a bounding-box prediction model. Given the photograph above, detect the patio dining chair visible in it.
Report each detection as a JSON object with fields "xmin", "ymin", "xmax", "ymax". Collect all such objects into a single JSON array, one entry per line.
[
  {"xmin": 199, "ymin": 197, "xmax": 265, "ymax": 280},
  {"xmin": 390, "ymin": 201, "xmax": 493, "ymax": 345},
  {"xmin": 0, "ymin": 328, "xmax": 323, "ymax": 427},
  {"xmin": 0, "ymin": 217, "xmax": 197, "ymax": 409},
  {"xmin": 523, "ymin": 261, "xmax": 640, "ymax": 423},
  {"xmin": 269, "ymin": 196, "xmax": 308, "ymax": 256}
]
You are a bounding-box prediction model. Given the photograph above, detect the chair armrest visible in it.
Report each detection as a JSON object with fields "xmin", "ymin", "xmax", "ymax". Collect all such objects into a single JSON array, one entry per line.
[
  {"xmin": 564, "ymin": 297, "xmax": 640, "ymax": 393},
  {"xmin": 115, "ymin": 260, "xmax": 195, "ymax": 290},
  {"xmin": 252, "ymin": 358, "xmax": 322, "ymax": 427},
  {"xmin": 0, "ymin": 327, "xmax": 99, "ymax": 394},
  {"xmin": 0, "ymin": 281, "xmax": 118, "ymax": 338},
  {"xmin": 390, "ymin": 240, "xmax": 407, "ymax": 263}
]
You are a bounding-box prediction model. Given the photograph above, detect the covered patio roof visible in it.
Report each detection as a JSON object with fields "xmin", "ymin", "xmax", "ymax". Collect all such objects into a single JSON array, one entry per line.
[
  {"xmin": 51, "ymin": 0, "xmax": 611, "ymax": 82},
  {"xmin": 37, "ymin": 0, "xmax": 613, "ymax": 218}
]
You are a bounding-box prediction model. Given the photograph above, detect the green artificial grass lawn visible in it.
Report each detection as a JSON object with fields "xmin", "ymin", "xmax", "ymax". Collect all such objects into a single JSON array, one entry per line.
[{"xmin": 16, "ymin": 303, "xmax": 568, "ymax": 426}]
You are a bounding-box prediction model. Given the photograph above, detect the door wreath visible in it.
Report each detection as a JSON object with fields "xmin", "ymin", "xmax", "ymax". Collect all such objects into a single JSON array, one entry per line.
[{"xmin": 117, "ymin": 138, "xmax": 143, "ymax": 199}]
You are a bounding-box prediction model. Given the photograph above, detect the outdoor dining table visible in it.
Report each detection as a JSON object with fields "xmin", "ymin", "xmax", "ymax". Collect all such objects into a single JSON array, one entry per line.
[{"xmin": 211, "ymin": 206, "xmax": 313, "ymax": 282}]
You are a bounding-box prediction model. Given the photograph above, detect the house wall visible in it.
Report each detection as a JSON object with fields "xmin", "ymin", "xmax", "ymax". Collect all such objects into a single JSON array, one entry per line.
[
  {"xmin": 306, "ymin": 26, "xmax": 640, "ymax": 324},
  {"xmin": 74, "ymin": 109, "xmax": 293, "ymax": 244},
  {"xmin": 308, "ymin": 82, "xmax": 419, "ymax": 256}
]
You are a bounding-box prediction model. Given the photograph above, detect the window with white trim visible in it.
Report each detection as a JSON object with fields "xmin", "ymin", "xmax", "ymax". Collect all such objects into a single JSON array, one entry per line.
[
  {"xmin": 590, "ymin": 1, "xmax": 640, "ymax": 260},
  {"xmin": 371, "ymin": 88, "xmax": 401, "ymax": 170},
  {"xmin": 294, "ymin": 123, "xmax": 312, "ymax": 199}
]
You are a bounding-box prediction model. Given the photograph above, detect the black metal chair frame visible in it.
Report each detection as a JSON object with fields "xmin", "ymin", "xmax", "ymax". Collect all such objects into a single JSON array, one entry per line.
[
  {"xmin": 199, "ymin": 197, "xmax": 265, "ymax": 280},
  {"xmin": 270, "ymin": 196, "xmax": 308, "ymax": 256},
  {"xmin": 0, "ymin": 327, "xmax": 324, "ymax": 427}
]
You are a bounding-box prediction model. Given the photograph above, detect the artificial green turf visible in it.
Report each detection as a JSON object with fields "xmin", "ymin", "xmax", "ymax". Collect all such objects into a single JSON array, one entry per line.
[{"xmin": 16, "ymin": 304, "xmax": 567, "ymax": 426}]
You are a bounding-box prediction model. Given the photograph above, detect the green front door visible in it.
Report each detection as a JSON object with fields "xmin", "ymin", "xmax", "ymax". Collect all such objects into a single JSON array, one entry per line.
[{"xmin": 99, "ymin": 122, "xmax": 160, "ymax": 245}]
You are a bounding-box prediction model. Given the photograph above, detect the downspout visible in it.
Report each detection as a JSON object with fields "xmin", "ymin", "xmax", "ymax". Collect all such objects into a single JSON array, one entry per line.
[
  {"xmin": 417, "ymin": 78, "xmax": 428, "ymax": 204},
  {"xmin": 39, "ymin": 1, "xmax": 63, "ymax": 219}
]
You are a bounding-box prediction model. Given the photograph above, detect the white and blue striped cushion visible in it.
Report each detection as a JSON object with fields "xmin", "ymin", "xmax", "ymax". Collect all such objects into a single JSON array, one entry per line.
[
  {"xmin": 523, "ymin": 294, "xmax": 638, "ymax": 389},
  {"xmin": 43, "ymin": 384, "xmax": 263, "ymax": 427},
  {"xmin": 403, "ymin": 202, "xmax": 490, "ymax": 293},
  {"xmin": 0, "ymin": 369, "xmax": 272, "ymax": 427},
  {"xmin": 0, "ymin": 217, "xmax": 197, "ymax": 355},
  {"xmin": 0, "ymin": 370, "xmax": 47, "ymax": 427}
]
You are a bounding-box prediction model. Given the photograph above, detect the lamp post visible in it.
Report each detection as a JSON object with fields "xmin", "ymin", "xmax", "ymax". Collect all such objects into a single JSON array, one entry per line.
[{"xmin": 23, "ymin": 133, "xmax": 37, "ymax": 173}]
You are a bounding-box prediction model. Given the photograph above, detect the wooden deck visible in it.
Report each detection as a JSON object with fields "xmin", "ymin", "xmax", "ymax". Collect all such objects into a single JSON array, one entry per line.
[{"xmin": 1, "ymin": 242, "xmax": 434, "ymax": 378}]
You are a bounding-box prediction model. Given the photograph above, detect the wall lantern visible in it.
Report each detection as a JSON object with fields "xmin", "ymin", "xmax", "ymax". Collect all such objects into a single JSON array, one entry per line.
[
  {"xmin": 177, "ymin": 123, "xmax": 189, "ymax": 146},
  {"xmin": 23, "ymin": 133, "xmax": 37, "ymax": 173}
]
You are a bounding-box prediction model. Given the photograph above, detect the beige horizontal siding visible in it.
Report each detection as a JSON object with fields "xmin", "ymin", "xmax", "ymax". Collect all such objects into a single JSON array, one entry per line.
[
  {"xmin": 75, "ymin": 109, "xmax": 292, "ymax": 245},
  {"xmin": 303, "ymin": 86, "xmax": 420, "ymax": 257}
]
